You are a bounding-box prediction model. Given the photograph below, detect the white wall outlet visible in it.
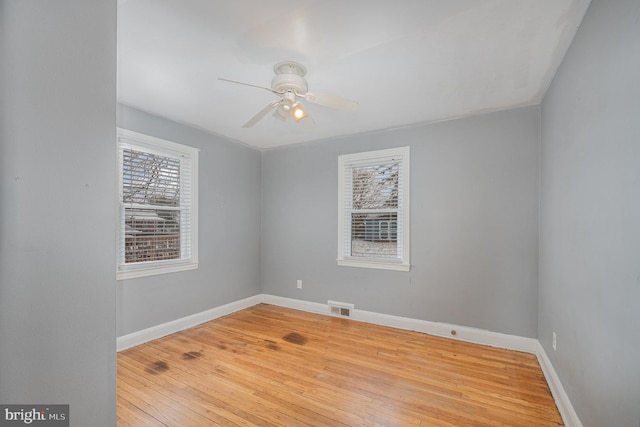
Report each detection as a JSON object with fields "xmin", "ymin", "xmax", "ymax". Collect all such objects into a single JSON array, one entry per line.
[
  {"xmin": 296, "ymin": 279, "xmax": 302, "ymax": 289},
  {"xmin": 552, "ymin": 332, "xmax": 557, "ymax": 351}
]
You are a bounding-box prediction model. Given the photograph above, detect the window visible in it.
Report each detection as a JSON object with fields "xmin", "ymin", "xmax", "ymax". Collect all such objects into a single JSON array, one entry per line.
[
  {"xmin": 338, "ymin": 147, "xmax": 410, "ymax": 271},
  {"xmin": 117, "ymin": 129, "xmax": 198, "ymax": 279}
]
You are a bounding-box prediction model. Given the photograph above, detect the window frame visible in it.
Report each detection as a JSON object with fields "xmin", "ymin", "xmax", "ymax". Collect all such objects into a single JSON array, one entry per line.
[
  {"xmin": 337, "ymin": 146, "xmax": 410, "ymax": 271},
  {"xmin": 116, "ymin": 128, "xmax": 199, "ymax": 280}
]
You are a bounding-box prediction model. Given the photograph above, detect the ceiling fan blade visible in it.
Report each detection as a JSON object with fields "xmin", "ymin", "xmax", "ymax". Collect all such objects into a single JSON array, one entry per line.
[
  {"xmin": 242, "ymin": 101, "xmax": 279, "ymax": 128},
  {"xmin": 304, "ymin": 92, "xmax": 358, "ymax": 112},
  {"xmin": 299, "ymin": 115, "xmax": 316, "ymax": 130},
  {"xmin": 218, "ymin": 77, "xmax": 283, "ymax": 94}
]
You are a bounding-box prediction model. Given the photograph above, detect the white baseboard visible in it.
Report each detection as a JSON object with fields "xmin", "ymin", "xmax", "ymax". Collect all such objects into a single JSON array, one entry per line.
[
  {"xmin": 261, "ymin": 294, "xmax": 538, "ymax": 353},
  {"xmin": 116, "ymin": 294, "xmax": 262, "ymax": 351},
  {"xmin": 116, "ymin": 293, "xmax": 580, "ymax": 427},
  {"xmin": 118, "ymin": 293, "xmax": 538, "ymax": 353},
  {"xmin": 261, "ymin": 294, "xmax": 330, "ymax": 315},
  {"xmin": 536, "ymin": 341, "xmax": 583, "ymax": 427},
  {"xmin": 354, "ymin": 308, "xmax": 538, "ymax": 353}
]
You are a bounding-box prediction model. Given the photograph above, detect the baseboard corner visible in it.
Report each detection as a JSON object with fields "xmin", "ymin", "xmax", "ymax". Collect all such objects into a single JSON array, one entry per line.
[{"xmin": 535, "ymin": 340, "xmax": 583, "ymax": 427}]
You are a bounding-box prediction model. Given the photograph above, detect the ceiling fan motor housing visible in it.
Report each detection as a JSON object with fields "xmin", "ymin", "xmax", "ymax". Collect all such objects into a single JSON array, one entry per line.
[{"xmin": 271, "ymin": 61, "xmax": 308, "ymax": 94}]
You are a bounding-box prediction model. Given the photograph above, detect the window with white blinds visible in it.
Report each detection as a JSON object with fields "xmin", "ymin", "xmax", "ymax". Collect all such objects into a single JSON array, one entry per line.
[
  {"xmin": 338, "ymin": 147, "xmax": 410, "ymax": 271},
  {"xmin": 117, "ymin": 129, "xmax": 198, "ymax": 280}
]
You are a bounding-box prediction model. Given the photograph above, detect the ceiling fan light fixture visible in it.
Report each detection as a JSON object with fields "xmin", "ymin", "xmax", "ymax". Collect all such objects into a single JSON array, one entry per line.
[
  {"xmin": 292, "ymin": 102, "xmax": 308, "ymax": 122},
  {"xmin": 273, "ymin": 104, "xmax": 290, "ymax": 122},
  {"xmin": 219, "ymin": 60, "xmax": 357, "ymax": 129}
]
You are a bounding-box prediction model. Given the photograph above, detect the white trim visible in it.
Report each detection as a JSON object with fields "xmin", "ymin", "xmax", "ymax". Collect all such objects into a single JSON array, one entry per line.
[
  {"xmin": 337, "ymin": 146, "xmax": 410, "ymax": 271},
  {"xmin": 116, "ymin": 261, "xmax": 198, "ymax": 280},
  {"xmin": 339, "ymin": 147, "xmax": 409, "ymax": 164},
  {"xmin": 261, "ymin": 294, "xmax": 537, "ymax": 353},
  {"xmin": 116, "ymin": 294, "xmax": 261, "ymax": 351},
  {"xmin": 354, "ymin": 309, "xmax": 537, "ymax": 353},
  {"xmin": 117, "ymin": 292, "xmax": 537, "ymax": 353},
  {"xmin": 117, "ymin": 128, "xmax": 200, "ymax": 157},
  {"xmin": 116, "ymin": 128, "xmax": 199, "ymax": 280},
  {"xmin": 337, "ymin": 259, "xmax": 411, "ymax": 271},
  {"xmin": 536, "ymin": 341, "xmax": 584, "ymax": 427},
  {"xmin": 260, "ymin": 294, "xmax": 330, "ymax": 315}
]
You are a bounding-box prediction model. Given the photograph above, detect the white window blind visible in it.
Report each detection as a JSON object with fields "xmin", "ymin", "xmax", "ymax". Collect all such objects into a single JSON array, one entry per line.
[
  {"xmin": 117, "ymin": 129, "xmax": 198, "ymax": 280},
  {"xmin": 338, "ymin": 147, "xmax": 410, "ymax": 271}
]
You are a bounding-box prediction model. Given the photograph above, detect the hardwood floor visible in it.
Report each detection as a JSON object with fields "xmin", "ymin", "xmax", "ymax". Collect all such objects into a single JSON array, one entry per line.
[{"xmin": 117, "ymin": 304, "xmax": 563, "ymax": 426}]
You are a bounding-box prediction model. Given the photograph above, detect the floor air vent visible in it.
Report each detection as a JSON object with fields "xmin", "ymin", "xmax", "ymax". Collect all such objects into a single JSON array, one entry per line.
[{"xmin": 328, "ymin": 300, "xmax": 354, "ymax": 318}]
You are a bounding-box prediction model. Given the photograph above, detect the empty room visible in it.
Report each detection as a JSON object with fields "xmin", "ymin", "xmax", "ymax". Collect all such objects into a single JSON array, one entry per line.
[{"xmin": 1, "ymin": 0, "xmax": 639, "ymax": 426}]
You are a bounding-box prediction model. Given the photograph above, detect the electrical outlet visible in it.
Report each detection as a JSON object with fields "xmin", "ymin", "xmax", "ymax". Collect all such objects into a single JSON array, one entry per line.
[
  {"xmin": 552, "ymin": 332, "xmax": 557, "ymax": 351},
  {"xmin": 297, "ymin": 279, "xmax": 302, "ymax": 289}
]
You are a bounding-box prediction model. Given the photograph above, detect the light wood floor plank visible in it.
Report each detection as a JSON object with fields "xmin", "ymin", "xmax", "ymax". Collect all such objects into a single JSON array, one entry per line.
[{"xmin": 118, "ymin": 304, "xmax": 563, "ymax": 426}]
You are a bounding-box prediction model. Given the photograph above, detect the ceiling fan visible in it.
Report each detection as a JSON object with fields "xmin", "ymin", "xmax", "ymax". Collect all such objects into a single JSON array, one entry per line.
[{"xmin": 219, "ymin": 61, "xmax": 358, "ymax": 129}]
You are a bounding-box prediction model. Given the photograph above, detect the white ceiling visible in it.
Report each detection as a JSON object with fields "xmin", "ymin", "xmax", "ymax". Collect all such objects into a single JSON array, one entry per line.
[{"xmin": 117, "ymin": 0, "xmax": 591, "ymax": 150}]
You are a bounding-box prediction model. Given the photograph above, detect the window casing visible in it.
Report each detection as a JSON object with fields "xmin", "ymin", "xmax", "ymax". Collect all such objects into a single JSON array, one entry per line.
[
  {"xmin": 338, "ymin": 147, "xmax": 410, "ymax": 271},
  {"xmin": 117, "ymin": 129, "xmax": 198, "ymax": 280}
]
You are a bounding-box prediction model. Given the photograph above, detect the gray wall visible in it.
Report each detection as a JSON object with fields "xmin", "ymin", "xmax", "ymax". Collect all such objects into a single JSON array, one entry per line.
[
  {"xmin": 262, "ymin": 106, "xmax": 541, "ymax": 338},
  {"xmin": 3, "ymin": 2, "xmax": 634, "ymax": 425},
  {"xmin": 116, "ymin": 105, "xmax": 262, "ymax": 336},
  {"xmin": 0, "ymin": 1, "xmax": 117, "ymax": 426},
  {"xmin": 539, "ymin": 0, "xmax": 640, "ymax": 426}
]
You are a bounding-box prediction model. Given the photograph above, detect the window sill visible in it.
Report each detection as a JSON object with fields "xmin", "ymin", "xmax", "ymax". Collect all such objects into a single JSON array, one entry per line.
[
  {"xmin": 117, "ymin": 262, "xmax": 198, "ymax": 280},
  {"xmin": 337, "ymin": 259, "xmax": 410, "ymax": 272}
]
